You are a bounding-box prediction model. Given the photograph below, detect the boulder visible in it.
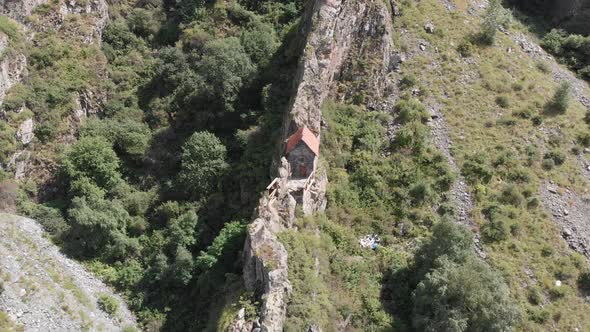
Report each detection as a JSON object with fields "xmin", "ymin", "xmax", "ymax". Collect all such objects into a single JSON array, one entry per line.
[{"xmin": 16, "ymin": 118, "xmax": 34, "ymax": 145}]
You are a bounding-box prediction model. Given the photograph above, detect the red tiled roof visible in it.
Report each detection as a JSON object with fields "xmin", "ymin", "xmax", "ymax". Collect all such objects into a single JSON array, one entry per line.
[{"xmin": 285, "ymin": 126, "xmax": 320, "ymax": 156}]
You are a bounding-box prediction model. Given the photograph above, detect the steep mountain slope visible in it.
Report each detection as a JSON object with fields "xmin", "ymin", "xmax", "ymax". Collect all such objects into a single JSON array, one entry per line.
[
  {"xmin": 0, "ymin": 213, "xmax": 136, "ymax": 331},
  {"xmin": 227, "ymin": 0, "xmax": 590, "ymax": 331},
  {"xmin": 1, "ymin": 0, "xmax": 590, "ymax": 330}
]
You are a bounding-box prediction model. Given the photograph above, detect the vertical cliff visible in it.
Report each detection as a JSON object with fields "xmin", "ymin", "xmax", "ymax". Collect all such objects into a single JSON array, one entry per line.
[{"xmin": 240, "ymin": 0, "xmax": 395, "ymax": 330}]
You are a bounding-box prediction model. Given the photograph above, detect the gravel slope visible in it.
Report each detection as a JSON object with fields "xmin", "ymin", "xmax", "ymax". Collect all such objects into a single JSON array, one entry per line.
[{"xmin": 0, "ymin": 213, "xmax": 136, "ymax": 331}]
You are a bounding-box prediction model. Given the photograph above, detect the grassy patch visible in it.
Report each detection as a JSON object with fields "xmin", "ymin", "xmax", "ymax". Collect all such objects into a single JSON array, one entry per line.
[
  {"xmin": 0, "ymin": 311, "xmax": 24, "ymax": 332},
  {"xmin": 393, "ymin": 0, "xmax": 590, "ymax": 329},
  {"xmin": 97, "ymin": 293, "xmax": 119, "ymax": 317}
]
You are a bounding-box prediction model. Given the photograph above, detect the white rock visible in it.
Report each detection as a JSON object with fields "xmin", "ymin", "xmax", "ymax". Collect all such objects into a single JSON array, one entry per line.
[
  {"xmin": 555, "ymin": 280, "xmax": 562, "ymax": 287},
  {"xmin": 16, "ymin": 118, "xmax": 34, "ymax": 145}
]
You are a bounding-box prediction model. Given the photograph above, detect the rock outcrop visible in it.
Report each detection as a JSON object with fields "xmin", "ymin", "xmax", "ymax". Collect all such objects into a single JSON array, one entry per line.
[
  {"xmin": 0, "ymin": 33, "xmax": 26, "ymax": 107},
  {"xmin": 0, "ymin": 213, "xmax": 137, "ymax": 331},
  {"xmin": 240, "ymin": 0, "xmax": 395, "ymax": 331},
  {"xmin": 1, "ymin": 0, "xmax": 48, "ymax": 22}
]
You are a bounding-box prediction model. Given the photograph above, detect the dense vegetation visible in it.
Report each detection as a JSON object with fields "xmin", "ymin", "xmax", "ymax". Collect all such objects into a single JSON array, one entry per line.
[
  {"xmin": 2, "ymin": 0, "xmax": 590, "ymax": 330},
  {"xmin": 3, "ymin": 0, "xmax": 304, "ymax": 329},
  {"xmin": 542, "ymin": 30, "xmax": 590, "ymax": 81},
  {"xmin": 276, "ymin": 96, "xmax": 519, "ymax": 330}
]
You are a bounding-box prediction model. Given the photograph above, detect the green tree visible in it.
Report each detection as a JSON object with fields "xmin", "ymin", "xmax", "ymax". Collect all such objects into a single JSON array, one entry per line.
[
  {"xmin": 81, "ymin": 119, "xmax": 151, "ymax": 161},
  {"xmin": 412, "ymin": 255, "xmax": 519, "ymax": 332},
  {"xmin": 171, "ymin": 246, "xmax": 194, "ymax": 286},
  {"xmin": 411, "ymin": 221, "xmax": 519, "ymax": 331},
  {"xmin": 239, "ymin": 22, "xmax": 278, "ymax": 66},
  {"xmin": 198, "ymin": 37, "xmax": 255, "ymax": 113},
  {"xmin": 167, "ymin": 211, "xmax": 199, "ymax": 249},
  {"xmin": 67, "ymin": 196, "xmax": 136, "ymax": 260},
  {"xmin": 179, "ymin": 131, "xmax": 229, "ymax": 198},
  {"xmin": 62, "ymin": 137, "xmax": 121, "ymax": 191},
  {"xmin": 413, "ymin": 220, "xmax": 473, "ymax": 280}
]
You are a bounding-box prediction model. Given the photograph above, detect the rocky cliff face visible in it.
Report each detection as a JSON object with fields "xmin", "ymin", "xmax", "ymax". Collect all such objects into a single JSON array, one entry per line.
[
  {"xmin": 239, "ymin": 0, "xmax": 395, "ymax": 331},
  {"xmin": 1, "ymin": 0, "xmax": 48, "ymax": 22}
]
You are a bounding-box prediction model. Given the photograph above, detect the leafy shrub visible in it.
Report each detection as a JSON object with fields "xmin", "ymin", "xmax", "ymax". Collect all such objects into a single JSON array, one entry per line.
[
  {"xmin": 578, "ymin": 270, "xmax": 590, "ymax": 293},
  {"xmin": 81, "ymin": 119, "xmax": 151, "ymax": 161},
  {"xmin": 195, "ymin": 221, "xmax": 245, "ymax": 273},
  {"xmin": 542, "ymin": 29, "xmax": 565, "ymax": 54},
  {"xmin": 495, "ymin": 95, "xmax": 510, "ymax": 108},
  {"xmin": 457, "ymin": 39, "xmax": 475, "ymax": 57},
  {"xmin": 396, "ymin": 98, "xmax": 429, "ymax": 124},
  {"xmin": 98, "ymin": 293, "xmax": 119, "ymax": 316},
  {"xmin": 542, "ymin": 158, "xmax": 555, "ymax": 170},
  {"xmin": 544, "ymin": 150, "xmax": 566, "ymax": 166},
  {"xmin": 239, "ymin": 22, "xmax": 278, "ymax": 67},
  {"xmin": 527, "ymin": 286, "xmax": 543, "ymax": 305},
  {"xmin": 29, "ymin": 204, "xmax": 69, "ymax": 238},
  {"xmin": 198, "ymin": 37, "xmax": 256, "ymax": 112},
  {"xmin": 498, "ymin": 184, "xmax": 524, "ymax": 207},
  {"xmin": 548, "ymin": 285, "xmax": 569, "ymax": 300},
  {"xmin": 238, "ymin": 292, "xmax": 259, "ymax": 320},
  {"xmin": 527, "ymin": 196, "xmax": 540, "ymax": 209},
  {"xmin": 528, "ymin": 307, "xmax": 550, "ymax": 323},
  {"xmin": 577, "ymin": 132, "xmax": 590, "ymax": 147},
  {"xmin": 461, "ymin": 153, "xmax": 493, "ymax": 184},
  {"xmin": 409, "ymin": 181, "xmax": 433, "ymax": 205},
  {"xmin": 399, "ymin": 75, "xmax": 418, "ymax": 90},
  {"xmin": 481, "ymin": 217, "xmax": 510, "ymax": 242},
  {"xmin": 0, "ymin": 122, "xmax": 16, "ymax": 164},
  {"xmin": 546, "ymin": 82, "xmax": 571, "ymax": 113},
  {"xmin": 541, "ymin": 29, "xmax": 590, "ymax": 81},
  {"xmin": 0, "ymin": 16, "xmax": 22, "ymax": 42}
]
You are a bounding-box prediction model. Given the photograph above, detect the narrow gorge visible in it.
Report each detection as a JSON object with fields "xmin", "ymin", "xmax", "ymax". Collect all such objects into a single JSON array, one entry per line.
[{"xmin": 2, "ymin": 0, "xmax": 590, "ymax": 330}]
